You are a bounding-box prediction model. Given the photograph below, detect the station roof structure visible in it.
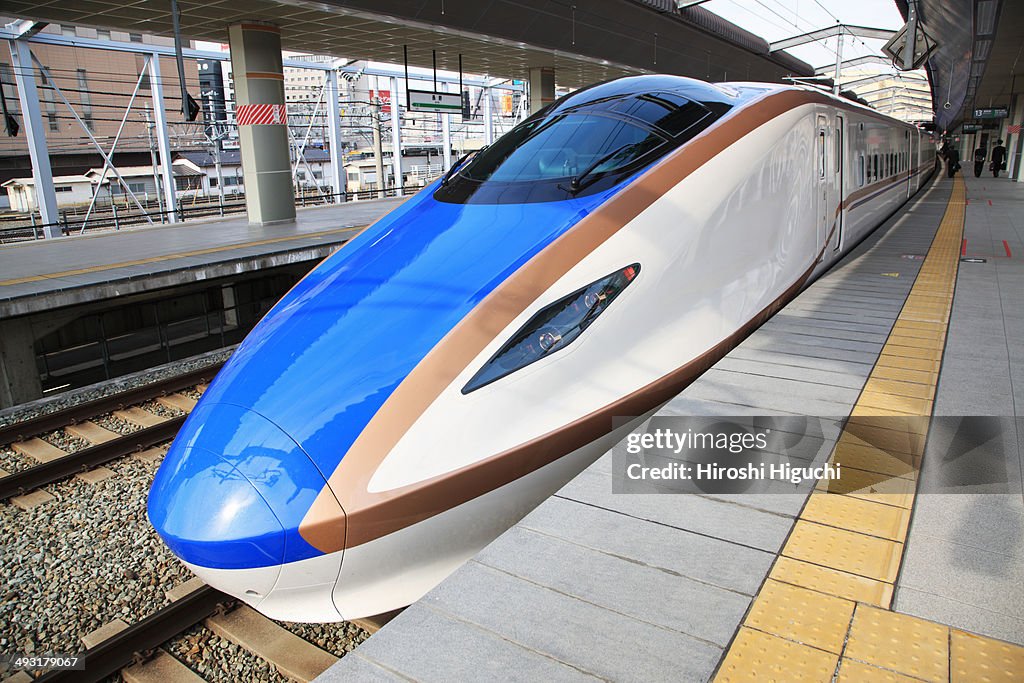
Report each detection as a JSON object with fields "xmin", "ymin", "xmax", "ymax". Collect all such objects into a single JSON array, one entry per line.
[
  {"xmin": 895, "ymin": 0, "xmax": 1023, "ymax": 131},
  {"xmin": 1, "ymin": 0, "xmax": 813, "ymax": 88}
]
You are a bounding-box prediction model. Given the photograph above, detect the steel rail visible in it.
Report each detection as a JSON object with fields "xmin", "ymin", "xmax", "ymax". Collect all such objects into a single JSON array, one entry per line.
[
  {"xmin": 35, "ymin": 586, "xmax": 232, "ymax": 683},
  {"xmin": 0, "ymin": 415, "xmax": 186, "ymax": 501},
  {"xmin": 0, "ymin": 363, "xmax": 222, "ymax": 445}
]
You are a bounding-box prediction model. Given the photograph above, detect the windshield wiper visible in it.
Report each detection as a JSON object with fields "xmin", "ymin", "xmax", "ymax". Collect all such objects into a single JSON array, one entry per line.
[
  {"xmin": 440, "ymin": 148, "xmax": 485, "ymax": 186},
  {"xmin": 567, "ymin": 143, "xmax": 639, "ymax": 193}
]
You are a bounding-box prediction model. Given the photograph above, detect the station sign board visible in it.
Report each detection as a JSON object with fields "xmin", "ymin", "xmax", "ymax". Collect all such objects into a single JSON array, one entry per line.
[
  {"xmin": 962, "ymin": 122, "xmax": 983, "ymax": 133},
  {"xmin": 407, "ymin": 89, "xmax": 462, "ymax": 114},
  {"xmin": 974, "ymin": 107, "xmax": 1009, "ymax": 119}
]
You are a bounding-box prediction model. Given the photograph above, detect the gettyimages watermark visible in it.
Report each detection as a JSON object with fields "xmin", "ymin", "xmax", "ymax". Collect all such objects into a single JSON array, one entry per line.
[{"xmin": 611, "ymin": 415, "xmax": 1023, "ymax": 495}]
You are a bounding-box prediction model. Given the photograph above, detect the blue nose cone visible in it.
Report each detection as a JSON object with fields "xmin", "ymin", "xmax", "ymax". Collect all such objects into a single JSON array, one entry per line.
[{"xmin": 148, "ymin": 403, "xmax": 339, "ymax": 569}]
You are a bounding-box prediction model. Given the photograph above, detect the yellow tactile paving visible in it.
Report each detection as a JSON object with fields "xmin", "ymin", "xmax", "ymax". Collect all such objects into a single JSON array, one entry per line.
[
  {"xmin": 816, "ymin": 467, "xmax": 917, "ymax": 504},
  {"xmin": 877, "ymin": 344, "xmax": 944, "ymax": 361},
  {"xmin": 838, "ymin": 659, "xmax": 929, "ymax": 682},
  {"xmin": 800, "ymin": 493, "xmax": 910, "ymax": 541},
  {"xmin": 875, "ymin": 352, "xmax": 942, "ymax": 373},
  {"xmin": 845, "ymin": 606, "xmax": 949, "ymax": 682},
  {"xmin": 782, "ymin": 520, "xmax": 903, "ymax": 583},
  {"xmin": 870, "ymin": 364, "xmax": 937, "ymax": 386},
  {"xmin": 951, "ymin": 630, "xmax": 1024, "ymax": 683},
  {"xmin": 855, "ymin": 390, "xmax": 933, "ymax": 416},
  {"xmin": 744, "ymin": 579, "xmax": 855, "ymax": 654},
  {"xmin": 769, "ymin": 557, "xmax": 893, "ymax": 607},
  {"xmin": 830, "ymin": 441, "xmax": 918, "ymax": 478},
  {"xmin": 715, "ymin": 177, "xmax": 1024, "ymax": 683},
  {"xmin": 862, "ymin": 377, "xmax": 937, "ymax": 400},
  {"xmin": 714, "ymin": 627, "xmax": 838, "ymax": 682},
  {"xmin": 842, "ymin": 416, "xmax": 929, "ymax": 448}
]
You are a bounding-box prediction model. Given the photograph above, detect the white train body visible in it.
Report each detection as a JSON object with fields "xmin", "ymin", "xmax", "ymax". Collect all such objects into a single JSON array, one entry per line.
[{"xmin": 149, "ymin": 76, "xmax": 936, "ymax": 621}]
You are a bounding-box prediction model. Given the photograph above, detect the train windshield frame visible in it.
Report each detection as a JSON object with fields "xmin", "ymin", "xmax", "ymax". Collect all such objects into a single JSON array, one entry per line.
[{"xmin": 434, "ymin": 90, "xmax": 723, "ymax": 204}]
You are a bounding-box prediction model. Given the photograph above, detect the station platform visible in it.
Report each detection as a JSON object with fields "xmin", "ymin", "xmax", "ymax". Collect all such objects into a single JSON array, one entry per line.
[
  {"xmin": 0, "ymin": 198, "xmax": 404, "ymax": 318},
  {"xmin": 317, "ymin": 173, "xmax": 1024, "ymax": 682}
]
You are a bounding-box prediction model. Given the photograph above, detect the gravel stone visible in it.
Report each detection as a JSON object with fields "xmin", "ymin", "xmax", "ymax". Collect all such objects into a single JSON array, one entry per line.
[
  {"xmin": 167, "ymin": 625, "xmax": 289, "ymax": 683},
  {"xmin": 41, "ymin": 429, "xmax": 90, "ymax": 453},
  {"xmin": 141, "ymin": 400, "xmax": 184, "ymax": 418},
  {"xmin": 0, "ymin": 456, "xmax": 191, "ymax": 656},
  {"xmin": 278, "ymin": 621, "xmax": 370, "ymax": 657},
  {"xmin": 179, "ymin": 388, "xmax": 204, "ymax": 402},
  {"xmin": 93, "ymin": 414, "xmax": 140, "ymax": 436},
  {"xmin": 0, "ymin": 444, "xmax": 28, "ymax": 473}
]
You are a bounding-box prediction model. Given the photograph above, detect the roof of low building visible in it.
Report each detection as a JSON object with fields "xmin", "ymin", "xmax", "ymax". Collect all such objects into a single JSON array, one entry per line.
[{"xmin": 2, "ymin": 175, "xmax": 100, "ymax": 187}]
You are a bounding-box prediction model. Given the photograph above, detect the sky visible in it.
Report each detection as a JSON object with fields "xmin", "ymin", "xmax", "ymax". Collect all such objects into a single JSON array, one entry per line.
[{"xmin": 701, "ymin": 0, "xmax": 908, "ymax": 70}]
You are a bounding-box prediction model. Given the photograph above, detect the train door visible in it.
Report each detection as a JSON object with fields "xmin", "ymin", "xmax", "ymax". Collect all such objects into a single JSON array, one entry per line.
[
  {"xmin": 906, "ymin": 130, "xmax": 914, "ymax": 197},
  {"xmin": 834, "ymin": 114, "xmax": 844, "ymax": 251},
  {"xmin": 816, "ymin": 115, "xmax": 838, "ymax": 255}
]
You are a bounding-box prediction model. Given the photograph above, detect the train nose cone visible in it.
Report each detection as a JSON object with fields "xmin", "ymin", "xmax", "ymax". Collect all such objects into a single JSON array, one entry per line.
[{"xmin": 148, "ymin": 403, "xmax": 346, "ymax": 616}]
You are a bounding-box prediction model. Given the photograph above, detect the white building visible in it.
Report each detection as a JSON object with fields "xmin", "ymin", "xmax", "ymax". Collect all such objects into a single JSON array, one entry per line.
[{"xmin": 2, "ymin": 175, "xmax": 107, "ymax": 212}]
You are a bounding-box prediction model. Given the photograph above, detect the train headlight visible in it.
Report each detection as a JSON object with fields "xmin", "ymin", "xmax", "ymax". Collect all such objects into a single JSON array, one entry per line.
[{"xmin": 462, "ymin": 263, "xmax": 640, "ymax": 393}]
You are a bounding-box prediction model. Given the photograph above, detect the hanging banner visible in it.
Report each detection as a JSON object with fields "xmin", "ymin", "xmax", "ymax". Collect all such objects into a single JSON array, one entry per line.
[{"xmin": 236, "ymin": 103, "xmax": 287, "ymax": 126}]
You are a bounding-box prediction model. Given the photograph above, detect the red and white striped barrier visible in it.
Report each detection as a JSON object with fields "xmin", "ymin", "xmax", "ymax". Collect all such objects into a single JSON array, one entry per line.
[{"xmin": 236, "ymin": 103, "xmax": 288, "ymax": 126}]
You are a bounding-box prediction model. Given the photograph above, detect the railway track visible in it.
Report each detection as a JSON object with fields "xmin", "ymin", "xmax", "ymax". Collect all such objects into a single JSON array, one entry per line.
[
  {"xmin": 29, "ymin": 578, "xmax": 381, "ymax": 683},
  {"xmin": 1, "ymin": 361, "xmax": 378, "ymax": 681},
  {"xmin": 0, "ymin": 364, "xmax": 224, "ymax": 503}
]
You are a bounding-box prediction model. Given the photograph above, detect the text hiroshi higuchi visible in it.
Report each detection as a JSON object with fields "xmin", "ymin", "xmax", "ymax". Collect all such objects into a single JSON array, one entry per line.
[{"xmin": 626, "ymin": 462, "xmax": 842, "ymax": 485}]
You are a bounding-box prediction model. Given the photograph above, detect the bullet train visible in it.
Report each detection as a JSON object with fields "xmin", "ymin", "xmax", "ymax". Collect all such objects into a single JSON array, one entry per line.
[{"xmin": 148, "ymin": 74, "xmax": 936, "ymax": 621}]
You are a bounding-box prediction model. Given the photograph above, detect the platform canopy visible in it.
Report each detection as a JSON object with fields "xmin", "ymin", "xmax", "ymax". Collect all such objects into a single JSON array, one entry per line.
[
  {"xmin": 1, "ymin": 0, "xmax": 812, "ymax": 88},
  {"xmin": 899, "ymin": 0, "xmax": 1024, "ymax": 131}
]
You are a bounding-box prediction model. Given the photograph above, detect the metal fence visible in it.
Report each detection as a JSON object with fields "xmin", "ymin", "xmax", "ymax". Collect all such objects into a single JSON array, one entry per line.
[{"xmin": 0, "ymin": 185, "xmax": 425, "ymax": 243}]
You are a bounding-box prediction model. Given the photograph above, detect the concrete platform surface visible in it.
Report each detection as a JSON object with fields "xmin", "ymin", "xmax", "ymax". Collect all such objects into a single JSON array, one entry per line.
[{"xmin": 0, "ymin": 198, "xmax": 404, "ymax": 317}]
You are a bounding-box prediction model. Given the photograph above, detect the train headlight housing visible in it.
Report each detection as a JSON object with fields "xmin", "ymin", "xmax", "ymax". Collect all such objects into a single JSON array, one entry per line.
[{"xmin": 462, "ymin": 264, "xmax": 640, "ymax": 393}]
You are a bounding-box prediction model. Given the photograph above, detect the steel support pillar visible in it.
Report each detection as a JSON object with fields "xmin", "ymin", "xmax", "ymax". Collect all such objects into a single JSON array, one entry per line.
[
  {"xmin": 483, "ymin": 87, "xmax": 494, "ymax": 146},
  {"xmin": 528, "ymin": 66, "xmax": 555, "ymax": 114},
  {"xmin": 441, "ymin": 82, "xmax": 452, "ymax": 171},
  {"xmin": 326, "ymin": 69, "xmax": 346, "ymax": 201},
  {"xmin": 148, "ymin": 55, "xmax": 179, "ymax": 223},
  {"xmin": 228, "ymin": 22, "xmax": 294, "ymax": 224},
  {"xmin": 8, "ymin": 39, "xmax": 58, "ymax": 237},
  {"xmin": 390, "ymin": 76, "xmax": 403, "ymax": 197}
]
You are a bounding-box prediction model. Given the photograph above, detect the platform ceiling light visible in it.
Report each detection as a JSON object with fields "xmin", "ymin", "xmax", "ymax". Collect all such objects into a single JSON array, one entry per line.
[
  {"xmin": 676, "ymin": 1, "xmax": 713, "ymax": 8},
  {"xmin": 973, "ymin": 39, "xmax": 992, "ymax": 62},
  {"xmin": 976, "ymin": 0, "xmax": 997, "ymax": 35}
]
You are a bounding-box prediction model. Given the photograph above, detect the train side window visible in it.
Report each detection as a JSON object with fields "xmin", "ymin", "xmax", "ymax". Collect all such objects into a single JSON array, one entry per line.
[
  {"xmin": 858, "ymin": 155, "xmax": 865, "ymax": 186},
  {"xmin": 819, "ymin": 131, "xmax": 826, "ymax": 178}
]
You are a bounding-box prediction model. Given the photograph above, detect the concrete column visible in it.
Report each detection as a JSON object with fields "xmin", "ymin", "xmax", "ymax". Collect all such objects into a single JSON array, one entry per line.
[
  {"xmin": 325, "ymin": 69, "xmax": 346, "ymax": 201},
  {"xmin": 149, "ymin": 55, "xmax": 179, "ymax": 223},
  {"xmin": 390, "ymin": 76, "xmax": 403, "ymax": 196},
  {"xmin": 1008, "ymin": 92, "xmax": 1023, "ymax": 182},
  {"xmin": 528, "ymin": 66, "xmax": 555, "ymax": 114},
  {"xmin": 0, "ymin": 317, "xmax": 42, "ymax": 409},
  {"xmin": 228, "ymin": 22, "xmax": 295, "ymax": 224},
  {"xmin": 8, "ymin": 39, "xmax": 58, "ymax": 237}
]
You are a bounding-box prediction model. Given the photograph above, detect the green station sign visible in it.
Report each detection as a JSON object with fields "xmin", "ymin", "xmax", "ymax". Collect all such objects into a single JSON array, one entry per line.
[{"xmin": 973, "ymin": 107, "xmax": 1009, "ymax": 119}]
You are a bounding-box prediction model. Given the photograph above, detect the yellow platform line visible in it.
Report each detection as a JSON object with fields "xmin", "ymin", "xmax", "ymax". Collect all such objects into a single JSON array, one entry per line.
[
  {"xmin": 0, "ymin": 224, "xmax": 364, "ymax": 288},
  {"xmin": 715, "ymin": 176, "xmax": 1024, "ymax": 681}
]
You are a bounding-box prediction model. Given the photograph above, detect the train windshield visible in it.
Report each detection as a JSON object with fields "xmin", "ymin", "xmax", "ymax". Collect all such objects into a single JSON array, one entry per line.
[
  {"xmin": 459, "ymin": 114, "xmax": 666, "ymax": 184},
  {"xmin": 434, "ymin": 89, "xmax": 725, "ymax": 204}
]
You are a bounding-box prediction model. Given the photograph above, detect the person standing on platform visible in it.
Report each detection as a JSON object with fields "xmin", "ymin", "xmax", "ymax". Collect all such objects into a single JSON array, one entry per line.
[
  {"xmin": 973, "ymin": 145, "xmax": 987, "ymax": 177},
  {"xmin": 945, "ymin": 144, "xmax": 960, "ymax": 178},
  {"xmin": 991, "ymin": 139, "xmax": 1007, "ymax": 178}
]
